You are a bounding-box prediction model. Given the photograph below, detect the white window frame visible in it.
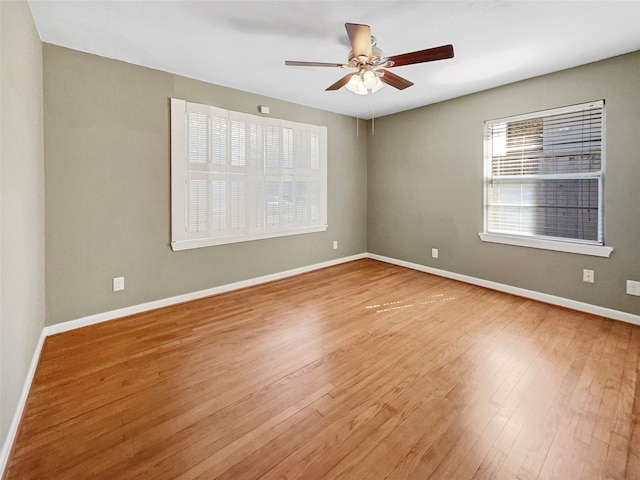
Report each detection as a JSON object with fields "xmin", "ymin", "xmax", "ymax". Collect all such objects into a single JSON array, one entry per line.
[
  {"xmin": 171, "ymin": 98, "xmax": 328, "ymax": 251},
  {"xmin": 479, "ymin": 100, "xmax": 612, "ymax": 258}
]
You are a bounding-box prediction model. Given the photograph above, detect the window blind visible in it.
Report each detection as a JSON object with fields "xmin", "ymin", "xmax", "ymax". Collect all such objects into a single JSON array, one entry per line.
[
  {"xmin": 484, "ymin": 100, "xmax": 604, "ymax": 244},
  {"xmin": 171, "ymin": 98, "xmax": 327, "ymax": 251}
]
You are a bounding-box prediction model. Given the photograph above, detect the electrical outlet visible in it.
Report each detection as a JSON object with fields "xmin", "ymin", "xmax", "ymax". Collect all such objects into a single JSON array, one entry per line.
[
  {"xmin": 583, "ymin": 269, "xmax": 594, "ymax": 283},
  {"xmin": 627, "ymin": 280, "xmax": 640, "ymax": 296},
  {"xmin": 113, "ymin": 276, "xmax": 125, "ymax": 292},
  {"xmin": 432, "ymin": 248, "xmax": 439, "ymax": 259},
  {"xmin": 333, "ymin": 240, "xmax": 338, "ymax": 250}
]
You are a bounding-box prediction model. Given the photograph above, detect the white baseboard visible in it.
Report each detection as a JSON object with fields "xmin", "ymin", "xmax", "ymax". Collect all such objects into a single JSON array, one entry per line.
[
  {"xmin": 45, "ymin": 253, "xmax": 368, "ymax": 337},
  {"xmin": 368, "ymin": 253, "xmax": 640, "ymax": 326},
  {"xmin": 0, "ymin": 330, "xmax": 46, "ymax": 476},
  {"xmin": 3, "ymin": 250, "xmax": 638, "ymax": 477}
]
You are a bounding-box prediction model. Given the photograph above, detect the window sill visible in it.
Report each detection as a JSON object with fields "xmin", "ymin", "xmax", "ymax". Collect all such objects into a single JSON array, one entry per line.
[
  {"xmin": 172, "ymin": 224, "xmax": 328, "ymax": 251},
  {"xmin": 478, "ymin": 233, "xmax": 613, "ymax": 258}
]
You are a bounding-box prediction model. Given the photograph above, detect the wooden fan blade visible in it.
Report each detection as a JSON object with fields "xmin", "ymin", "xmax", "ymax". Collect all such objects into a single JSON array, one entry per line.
[
  {"xmin": 388, "ymin": 44, "xmax": 454, "ymax": 68},
  {"xmin": 378, "ymin": 69, "xmax": 414, "ymax": 90},
  {"xmin": 285, "ymin": 61, "xmax": 347, "ymax": 68},
  {"xmin": 345, "ymin": 23, "xmax": 372, "ymax": 59},
  {"xmin": 326, "ymin": 73, "xmax": 354, "ymax": 91}
]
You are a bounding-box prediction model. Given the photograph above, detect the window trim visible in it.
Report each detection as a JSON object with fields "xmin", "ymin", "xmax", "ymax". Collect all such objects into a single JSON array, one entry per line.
[
  {"xmin": 478, "ymin": 233, "xmax": 613, "ymax": 257},
  {"xmin": 171, "ymin": 225, "xmax": 328, "ymax": 251},
  {"xmin": 170, "ymin": 98, "xmax": 328, "ymax": 251},
  {"xmin": 480, "ymin": 100, "xmax": 612, "ymax": 257}
]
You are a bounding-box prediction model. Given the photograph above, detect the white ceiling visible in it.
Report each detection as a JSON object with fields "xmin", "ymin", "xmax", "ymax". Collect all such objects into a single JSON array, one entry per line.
[{"xmin": 28, "ymin": 1, "xmax": 640, "ymax": 119}]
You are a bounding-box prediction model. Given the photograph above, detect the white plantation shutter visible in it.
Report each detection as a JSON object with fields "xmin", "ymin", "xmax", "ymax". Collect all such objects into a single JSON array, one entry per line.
[
  {"xmin": 484, "ymin": 100, "xmax": 604, "ymax": 245},
  {"xmin": 249, "ymin": 121, "xmax": 264, "ymax": 171},
  {"xmin": 282, "ymin": 180, "xmax": 294, "ymax": 226},
  {"xmin": 265, "ymin": 179, "xmax": 280, "ymax": 228},
  {"xmin": 229, "ymin": 179, "xmax": 246, "ymax": 231},
  {"xmin": 230, "ymin": 117, "xmax": 246, "ymax": 168},
  {"xmin": 210, "ymin": 179, "xmax": 227, "ymax": 234},
  {"xmin": 295, "ymin": 181, "xmax": 308, "ymax": 225},
  {"xmin": 282, "ymin": 125, "xmax": 294, "ymax": 170},
  {"xmin": 310, "ymin": 130, "xmax": 320, "ymax": 170},
  {"xmin": 209, "ymin": 113, "xmax": 227, "ymax": 167},
  {"xmin": 309, "ymin": 181, "xmax": 320, "ymax": 222},
  {"xmin": 188, "ymin": 178, "xmax": 207, "ymax": 236},
  {"xmin": 247, "ymin": 179, "xmax": 264, "ymax": 232},
  {"xmin": 187, "ymin": 110, "xmax": 207, "ymax": 167},
  {"xmin": 265, "ymin": 123, "xmax": 280, "ymax": 170},
  {"xmin": 295, "ymin": 125, "xmax": 310, "ymax": 170},
  {"xmin": 170, "ymin": 98, "xmax": 328, "ymax": 250}
]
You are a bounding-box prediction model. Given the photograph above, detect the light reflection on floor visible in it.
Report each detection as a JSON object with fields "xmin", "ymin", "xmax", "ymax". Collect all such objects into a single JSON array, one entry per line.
[{"xmin": 365, "ymin": 293, "xmax": 456, "ymax": 313}]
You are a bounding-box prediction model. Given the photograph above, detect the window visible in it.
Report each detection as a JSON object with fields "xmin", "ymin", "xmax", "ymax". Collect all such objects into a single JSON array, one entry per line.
[
  {"xmin": 170, "ymin": 99, "xmax": 327, "ymax": 251},
  {"xmin": 480, "ymin": 100, "xmax": 612, "ymax": 257}
]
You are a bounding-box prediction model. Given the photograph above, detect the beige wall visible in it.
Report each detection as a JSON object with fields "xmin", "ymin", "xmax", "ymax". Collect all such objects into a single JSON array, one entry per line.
[
  {"xmin": 368, "ymin": 51, "xmax": 640, "ymax": 316},
  {"xmin": 0, "ymin": 0, "xmax": 45, "ymax": 442},
  {"xmin": 43, "ymin": 45, "xmax": 368, "ymax": 326}
]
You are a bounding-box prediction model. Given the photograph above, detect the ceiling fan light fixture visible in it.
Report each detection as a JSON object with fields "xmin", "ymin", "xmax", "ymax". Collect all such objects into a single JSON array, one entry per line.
[
  {"xmin": 362, "ymin": 70, "xmax": 378, "ymax": 89},
  {"xmin": 346, "ymin": 74, "xmax": 367, "ymax": 95},
  {"xmin": 371, "ymin": 77, "xmax": 385, "ymax": 93}
]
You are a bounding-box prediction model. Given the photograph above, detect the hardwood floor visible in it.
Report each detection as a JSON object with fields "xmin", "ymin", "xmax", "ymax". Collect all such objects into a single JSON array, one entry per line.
[{"xmin": 4, "ymin": 259, "xmax": 640, "ymax": 479}]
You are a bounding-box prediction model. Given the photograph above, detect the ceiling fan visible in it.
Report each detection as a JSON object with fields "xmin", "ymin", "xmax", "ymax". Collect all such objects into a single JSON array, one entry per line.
[{"xmin": 285, "ymin": 23, "xmax": 454, "ymax": 95}]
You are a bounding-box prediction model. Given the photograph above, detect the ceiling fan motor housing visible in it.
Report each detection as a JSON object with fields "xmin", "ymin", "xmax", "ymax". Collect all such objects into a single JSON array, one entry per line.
[{"xmin": 348, "ymin": 45, "xmax": 385, "ymax": 67}]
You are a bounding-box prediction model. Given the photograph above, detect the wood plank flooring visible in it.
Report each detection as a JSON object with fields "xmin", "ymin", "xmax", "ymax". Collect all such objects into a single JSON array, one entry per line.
[{"xmin": 4, "ymin": 259, "xmax": 640, "ymax": 479}]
